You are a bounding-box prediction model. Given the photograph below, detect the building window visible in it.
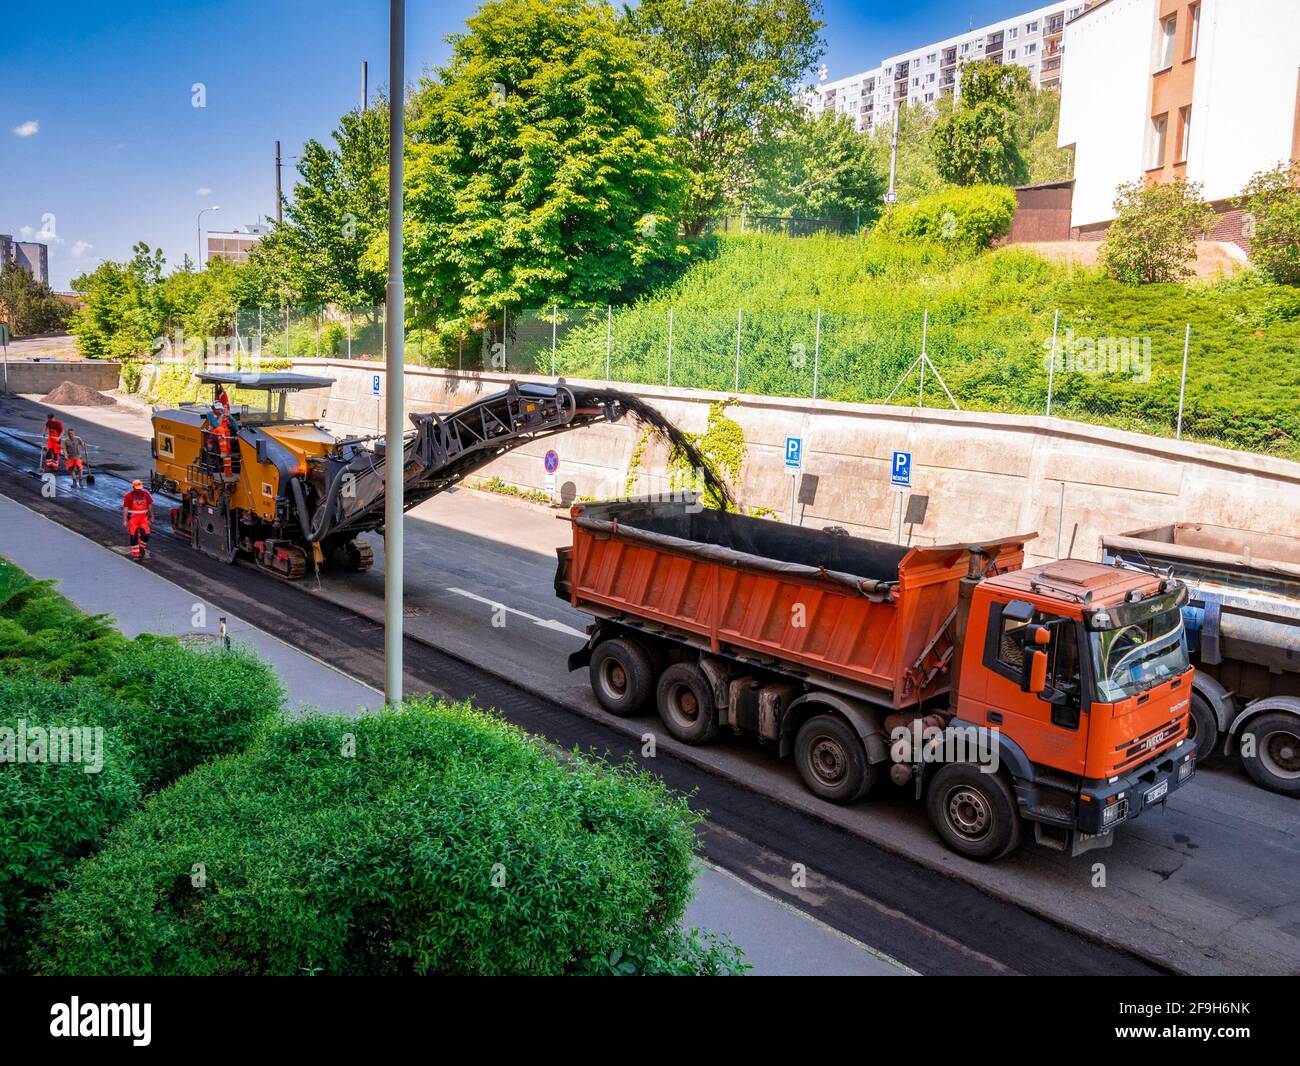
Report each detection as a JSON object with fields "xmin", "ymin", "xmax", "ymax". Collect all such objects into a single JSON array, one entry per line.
[
  {"xmin": 1155, "ymin": 15, "xmax": 1177, "ymax": 71},
  {"xmin": 1149, "ymin": 113, "xmax": 1169, "ymax": 168},
  {"xmin": 1027, "ymin": 20, "xmax": 1039, "ymax": 33},
  {"xmin": 1025, "ymin": 42, "xmax": 1037, "ymax": 54},
  {"xmin": 961, "ymin": 42, "xmax": 970, "ymax": 54},
  {"xmin": 1008, "ymin": 48, "xmax": 1017, "ymax": 60},
  {"xmin": 925, "ymin": 92, "xmax": 935, "ymax": 102},
  {"xmin": 1009, "ymin": 27, "xmax": 1018, "ymax": 40},
  {"xmin": 1188, "ymin": 3, "xmax": 1201, "ymax": 59},
  {"xmin": 927, "ymin": 52, "xmax": 936, "ymax": 63},
  {"xmin": 1179, "ymin": 106, "xmax": 1192, "ymax": 161}
]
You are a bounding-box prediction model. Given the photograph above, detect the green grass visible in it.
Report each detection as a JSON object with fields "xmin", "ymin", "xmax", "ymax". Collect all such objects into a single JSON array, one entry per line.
[{"xmin": 478, "ymin": 234, "xmax": 1300, "ymax": 461}]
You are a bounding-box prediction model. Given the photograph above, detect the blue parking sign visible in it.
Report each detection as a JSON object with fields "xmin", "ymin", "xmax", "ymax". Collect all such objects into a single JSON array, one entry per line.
[
  {"xmin": 785, "ymin": 437, "xmax": 803, "ymax": 470},
  {"xmin": 371, "ymin": 374, "xmax": 382, "ymax": 396},
  {"xmin": 891, "ymin": 450, "xmax": 911, "ymax": 487}
]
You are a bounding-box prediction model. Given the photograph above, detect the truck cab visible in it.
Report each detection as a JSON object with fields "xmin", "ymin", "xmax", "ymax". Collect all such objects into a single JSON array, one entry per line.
[{"xmin": 942, "ymin": 559, "xmax": 1198, "ymax": 857}]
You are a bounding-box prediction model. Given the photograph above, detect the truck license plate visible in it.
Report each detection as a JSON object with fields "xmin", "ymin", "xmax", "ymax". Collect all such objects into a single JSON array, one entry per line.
[{"xmin": 1145, "ymin": 780, "xmax": 1168, "ymax": 806}]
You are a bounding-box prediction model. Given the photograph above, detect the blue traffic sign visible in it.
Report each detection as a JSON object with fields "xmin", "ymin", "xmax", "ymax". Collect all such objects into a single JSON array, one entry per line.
[
  {"xmin": 370, "ymin": 373, "xmax": 382, "ymax": 397},
  {"xmin": 544, "ymin": 449, "xmax": 560, "ymax": 474},
  {"xmin": 891, "ymin": 450, "xmax": 911, "ymax": 487},
  {"xmin": 784, "ymin": 436, "xmax": 803, "ymax": 470}
]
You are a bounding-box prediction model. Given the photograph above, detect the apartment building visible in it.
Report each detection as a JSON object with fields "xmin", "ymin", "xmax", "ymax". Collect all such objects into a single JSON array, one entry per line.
[
  {"xmin": 806, "ymin": 3, "xmax": 1090, "ymax": 133},
  {"xmin": 0, "ymin": 234, "xmax": 50, "ymax": 286},
  {"xmin": 1058, "ymin": 0, "xmax": 1300, "ymax": 238},
  {"xmin": 206, "ymin": 224, "xmax": 268, "ymax": 265}
]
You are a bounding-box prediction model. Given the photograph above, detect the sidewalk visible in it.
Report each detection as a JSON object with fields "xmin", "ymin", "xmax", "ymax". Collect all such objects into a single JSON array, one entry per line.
[{"xmin": 0, "ymin": 492, "xmax": 909, "ymax": 976}]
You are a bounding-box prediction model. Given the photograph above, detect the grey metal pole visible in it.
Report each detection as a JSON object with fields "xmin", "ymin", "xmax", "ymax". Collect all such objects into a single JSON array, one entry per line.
[
  {"xmin": 812, "ymin": 307, "xmax": 821, "ymax": 400},
  {"xmin": 551, "ymin": 303, "xmax": 557, "ymax": 377},
  {"xmin": 1055, "ymin": 481, "xmax": 1066, "ymax": 559},
  {"xmin": 383, "ymin": 0, "xmax": 405, "ymax": 706},
  {"xmin": 1045, "ymin": 309, "xmax": 1060, "ymax": 417},
  {"xmin": 361, "ymin": 60, "xmax": 368, "ymax": 112},
  {"xmin": 1176, "ymin": 323, "xmax": 1191, "ymax": 440},
  {"xmin": 734, "ymin": 308, "xmax": 742, "ymax": 392},
  {"xmin": 275, "ymin": 141, "xmax": 282, "ymax": 225},
  {"xmin": 666, "ymin": 306, "xmax": 674, "ymax": 386},
  {"xmin": 918, "ymin": 308, "xmax": 928, "ymax": 408},
  {"xmin": 605, "ymin": 305, "xmax": 611, "ymax": 381},
  {"xmin": 888, "ymin": 106, "xmax": 900, "ymax": 202}
]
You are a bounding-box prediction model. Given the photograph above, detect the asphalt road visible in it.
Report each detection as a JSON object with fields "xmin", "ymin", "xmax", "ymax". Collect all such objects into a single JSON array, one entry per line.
[{"xmin": 4, "ymin": 391, "xmax": 1298, "ymax": 975}]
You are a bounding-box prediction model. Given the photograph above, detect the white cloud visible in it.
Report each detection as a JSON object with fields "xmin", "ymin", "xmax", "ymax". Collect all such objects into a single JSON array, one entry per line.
[
  {"xmin": 12, "ymin": 120, "xmax": 39, "ymax": 138},
  {"xmin": 70, "ymin": 240, "xmax": 94, "ymax": 258},
  {"xmin": 195, "ymin": 186, "xmax": 213, "ymax": 196}
]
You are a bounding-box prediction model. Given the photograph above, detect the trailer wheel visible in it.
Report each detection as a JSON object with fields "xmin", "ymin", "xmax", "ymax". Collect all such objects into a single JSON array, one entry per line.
[
  {"xmin": 656, "ymin": 663, "xmax": 719, "ymax": 744},
  {"xmin": 1188, "ymin": 690, "xmax": 1221, "ymax": 764},
  {"xmin": 589, "ymin": 638, "xmax": 656, "ymax": 718},
  {"xmin": 1238, "ymin": 702, "xmax": 1300, "ymax": 797},
  {"xmin": 793, "ymin": 714, "xmax": 874, "ymax": 804},
  {"xmin": 926, "ymin": 764, "xmax": 1022, "ymax": 862}
]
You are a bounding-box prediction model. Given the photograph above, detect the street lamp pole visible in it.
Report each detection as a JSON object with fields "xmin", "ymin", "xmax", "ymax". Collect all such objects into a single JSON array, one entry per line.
[
  {"xmin": 196, "ymin": 205, "xmax": 220, "ymax": 268},
  {"xmin": 383, "ymin": 0, "xmax": 406, "ymax": 706}
]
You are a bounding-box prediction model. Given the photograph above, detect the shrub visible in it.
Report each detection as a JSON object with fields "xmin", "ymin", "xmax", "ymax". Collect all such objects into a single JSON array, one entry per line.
[
  {"xmin": 101, "ymin": 638, "xmax": 284, "ymax": 791},
  {"xmin": 38, "ymin": 700, "xmax": 709, "ymax": 976},
  {"xmin": 1238, "ymin": 161, "xmax": 1300, "ymax": 286},
  {"xmin": 875, "ymin": 185, "xmax": 1017, "ymax": 253},
  {"xmin": 1102, "ymin": 178, "xmax": 1216, "ymax": 284},
  {"xmin": 0, "ymin": 677, "xmax": 140, "ymax": 973},
  {"xmin": 0, "ymin": 575, "xmax": 128, "ymax": 682}
]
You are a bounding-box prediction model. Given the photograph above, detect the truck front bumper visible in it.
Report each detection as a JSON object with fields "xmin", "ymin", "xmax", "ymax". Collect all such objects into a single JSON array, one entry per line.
[{"xmin": 1076, "ymin": 740, "xmax": 1198, "ymax": 835}]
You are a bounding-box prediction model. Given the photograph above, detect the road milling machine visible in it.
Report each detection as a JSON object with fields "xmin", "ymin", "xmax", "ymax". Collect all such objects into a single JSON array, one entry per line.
[{"xmin": 150, "ymin": 371, "xmax": 632, "ymax": 579}]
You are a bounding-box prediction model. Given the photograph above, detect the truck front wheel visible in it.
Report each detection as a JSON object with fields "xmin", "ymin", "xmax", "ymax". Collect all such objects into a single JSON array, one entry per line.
[
  {"xmin": 1238, "ymin": 702, "xmax": 1300, "ymax": 797},
  {"xmin": 926, "ymin": 764, "xmax": 1022, "ymax": 861},
  {"xmin": 590, "ymin": 638, "xmax": 656, "ymax": 718},
  {"xmin": 793, "ymin": 714, "xmax": 874, "ymax": 804}
]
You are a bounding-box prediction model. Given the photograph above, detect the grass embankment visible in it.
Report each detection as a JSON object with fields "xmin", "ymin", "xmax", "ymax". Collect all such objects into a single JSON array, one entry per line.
[
  {"xmin": 0, "ymin": 557, "xmax": 737, "ymax": 976},
  {"xmin": 496, "ymin": 234, "xmax": 1300, "ymax": 460}
]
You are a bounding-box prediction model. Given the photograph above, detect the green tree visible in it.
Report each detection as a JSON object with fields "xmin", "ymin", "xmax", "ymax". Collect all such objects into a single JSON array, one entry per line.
[
  {"xmin": 0, "ymin": 266, "xmax": 71, "ymax": 337},
  {"xmin": 69, "ymin": 244, "xmax": 168, "ymax": 358},
  {"xmin": 1238, "ymin": 161, "xmax": 1300, "ymax": 285},
  {"xmin": 1102, "ymin": 178, "xmax": 1216, "ymax": 284},
  {"xmin": 866, "ymin": 99, "xmax": 947, "ymax": 204},
  {"xmin": 627, "ymin": 0, "xmax": 825, "ymax": 234},
  {"xmin": 745, "ymin": 111, "xmax": 884, "ymax": 230},
  {"xmin": 930, "ymin": 61, "xmax": 1031, "ymax": 187},
  {"xmin": 256, "ymin": 105, "xmax": 389, "ymax": 310},
  {"xmin": 1018, "ymin": 87, "xmax": 1073, "ymax": 185},
  {"xmin": 393, "ymin": 0, "xmax": 686, "ymax": 327}
]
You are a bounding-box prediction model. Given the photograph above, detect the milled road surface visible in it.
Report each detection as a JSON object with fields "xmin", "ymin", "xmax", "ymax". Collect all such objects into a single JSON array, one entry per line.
[{"xmin": 4, "ymin": 391, "xmax": 1298, "ymax": 975}]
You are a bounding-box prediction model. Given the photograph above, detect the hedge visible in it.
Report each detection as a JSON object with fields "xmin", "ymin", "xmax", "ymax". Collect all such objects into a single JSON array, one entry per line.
[
  {"xmin": 36, "ymin": 700, "xmax": 733, "ymax": 976},
  {"xmin": 874, "ymin": 184, "xmax": 1018, "ymax": 252}
]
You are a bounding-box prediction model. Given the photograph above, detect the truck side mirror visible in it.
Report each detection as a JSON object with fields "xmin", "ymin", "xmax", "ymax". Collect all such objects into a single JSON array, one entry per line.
[{"xmin": 1024, "ymin": 648, "xmax": 1048, "ymax": 695}]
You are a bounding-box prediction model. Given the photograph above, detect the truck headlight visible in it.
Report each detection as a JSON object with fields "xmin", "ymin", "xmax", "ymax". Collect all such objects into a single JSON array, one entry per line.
[
  {"xmin": 1103, "ymin": 798, "xmax": 1127, "ymax": 826},
  {"xmin": 1178, "ymin": 758, "xmax": 1194, "ymax": 782}
]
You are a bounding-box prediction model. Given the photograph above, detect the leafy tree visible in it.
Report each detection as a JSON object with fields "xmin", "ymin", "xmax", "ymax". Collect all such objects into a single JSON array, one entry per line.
[
  {"xmin": 256, "ymin": 104, "xmax": 389, "ymax": 310},
  {"xmin": 0, "ymin": 265, "xmax": 71, "ymax": 337},
  {"xmin": 627, "ymin": 0, "xmax": 825, "ymax": 234},
  {"xmin": 930, "ymin": 60, "xmax": 1031, "ymax": 187},
  {"xmin": 866, "ymin": 99, "xmax": 947, "ymax": 203},
  {"xmin": 745, "ymin": 111, "xmax": 884, "ymax": 230},
  {"xmin": 1238, "ymin": 161, "xmax": 1300, "ymax": 285},
  {"xmin": 1102, "ymin": 178, "xmax": 1216, "ymax": 284},
  {"xmin": 393, "ymin": 0, "xmax": 686, "ymax": 327},
  {"xmin": 1018, "ymin": 87, "xmax": 1073, "ymax": 186},
  {"xmin": 69, "ymin": 244, "xmax": 168, "ymax": 358}
]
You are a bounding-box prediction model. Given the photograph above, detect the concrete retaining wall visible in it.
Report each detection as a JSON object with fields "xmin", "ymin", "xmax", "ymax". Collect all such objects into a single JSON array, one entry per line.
[
  {"xmin": 285, "ymin": 358, "xmax": 1300, "ymax": 568},
  {"xmin": 3, "ymin": 358, "xmax": 121, "ymax": 395}
]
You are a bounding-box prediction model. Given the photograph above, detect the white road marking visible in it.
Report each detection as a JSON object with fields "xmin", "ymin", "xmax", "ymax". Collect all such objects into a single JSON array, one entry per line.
[{"xmin": 445, "ymin": 586, "xmax": 587, "ymax": 639}]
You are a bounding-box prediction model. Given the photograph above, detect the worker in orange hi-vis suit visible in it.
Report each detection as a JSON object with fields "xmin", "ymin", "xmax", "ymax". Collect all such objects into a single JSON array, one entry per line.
[
  {"xmin": 62, "ymin": 428, "xmax": 88, "ymax": 488},
  {"xmin": 123, "ymin": 480, "xmax": 154, "ymax": 560},
  {"xmin": 42, "ymin": 414, "xmax": 64, "ymax": 471},
  {"xmin": 210, "ymin": 403, "xmax": 235, "ymax": 480}
]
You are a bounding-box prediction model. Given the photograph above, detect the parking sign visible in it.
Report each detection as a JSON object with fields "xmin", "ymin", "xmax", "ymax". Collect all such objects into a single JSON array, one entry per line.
[
  {"xmin": 891, "ymin": 450, "xmax": 911, "ymax": 488},
  {"xmin": 785, "ymin": 437, "xmax": 803, "ymax": 470},
  {"xmin": 371, "ymin": 373, "xmax": 381, "ymax": 396}
]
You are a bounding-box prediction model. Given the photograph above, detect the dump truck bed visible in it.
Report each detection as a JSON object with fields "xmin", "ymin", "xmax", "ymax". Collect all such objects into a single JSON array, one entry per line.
[{"xmin": 558, "ymin": 498, "xmax": 1029, "ymax": 709}]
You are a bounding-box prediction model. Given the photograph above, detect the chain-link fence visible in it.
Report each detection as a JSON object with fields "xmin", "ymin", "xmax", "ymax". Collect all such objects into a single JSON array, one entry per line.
[{"xmin": 184, "ymin": 302, "xmax": 1297, "ymax": 462}]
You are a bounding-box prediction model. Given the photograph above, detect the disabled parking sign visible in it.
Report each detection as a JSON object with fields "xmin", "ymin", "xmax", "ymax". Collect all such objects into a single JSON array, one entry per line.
[
  {"xmin": 370, "ymin": 373, "xmax": 381, "ymax": 396},
  {"xmin": 784, "ymin": 437, "xmax": 803, "ymax": 470},
  {"xmin": 891, "ymin": 450, "xmax": 911, "ymax": 488}
]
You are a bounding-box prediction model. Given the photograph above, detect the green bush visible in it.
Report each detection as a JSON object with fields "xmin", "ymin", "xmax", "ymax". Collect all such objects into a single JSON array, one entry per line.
[
  {"xmin": 875, "ymin": 185, "xmax": 1018, "ymax": 252},
  {"xmin": 38, "ymin": 700, "xmax": 711, "ymax": 976},
  {"xmin": 0, "ymin": 677, "xmax": 140, "ymax": 973},
  {"xmin": 101, "ymin": 638, "xmax": 284, "ymax": 791},
  {"xmin": 0, "ymin": 573, "xmax": 128, "ymax": 682},
  {"xmin": 1238, "ymin": 161, "xmax": 1300, "ymax": 286},
  {"xmin": 1102, "ymin": 178, "xmax": 1216, "ymax": 285}
]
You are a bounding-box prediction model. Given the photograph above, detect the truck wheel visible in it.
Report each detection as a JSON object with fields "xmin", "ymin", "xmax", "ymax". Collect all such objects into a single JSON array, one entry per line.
[
  {"xmin": 589, "ymin": 638, "xmax": 656, "ymax": 718},
  {"xmin": 656, "ymin": 663, "xmax": 719, "ymax": 744},
  {"xmin": 793, "ymin": 714, "xmax": 874, "ymax": 804},
  {"xmin": 1188, "ymin": 690, "xmax": 1220, "ymax": 764},
  {"xmin": 926, "ymin": 764, "xmax": 1022, "ymax": 862},
  {"xmin": 1238, "ymin": 702, "xmax": 1300, "ymax": 797}
]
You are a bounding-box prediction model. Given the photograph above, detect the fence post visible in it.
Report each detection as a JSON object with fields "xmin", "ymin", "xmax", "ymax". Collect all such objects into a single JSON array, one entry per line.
[
  {"xmin": 605, "ymin": 305, "xmax": 612, "ymax": 382},
  {"xmin": 284, "ymin": 307, "xmax": 290, "ymax": 359},
  {"xmin": 734, "ymin": 308, "xmax": 742, "ymax": 393},
  {"xmin": 1045, "ymin": 308, "xmax": 1060, "ymax": 417},
  {"xmin": 812, "ymin": 307, "xmax": 821, "ymax": 400},
  {"xmin": 667, "ymin": 306, "xmax": 674, "ymax": 387},
  {"xmin": 551, "ymin": 303, "xmax": 557, "ymax": 377},
  {"xmin": 380, "ymin": 304, "xmax": 385, "ymax": 360},
  {"xmin": 314, "ymin": 314, "xmax": 320, "ymax": 358},
  {"xmin": 1176, "ymin": 323, "xmax": 1191, "ymax": 440},
  {"xmin": 918, "ymin": 309, "xmax": 928, "ymax": 408}
]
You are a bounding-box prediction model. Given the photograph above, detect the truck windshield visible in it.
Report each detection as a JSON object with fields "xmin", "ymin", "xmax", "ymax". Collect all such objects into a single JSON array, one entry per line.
[{"xmin": 1088, "ymin": 607, "xmax": 1188, "ymax": 702}]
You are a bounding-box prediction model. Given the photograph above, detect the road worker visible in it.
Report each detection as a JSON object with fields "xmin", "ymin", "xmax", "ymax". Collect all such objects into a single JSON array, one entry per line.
[
  {"xmin": 42, "ymin": 414, "xmax": 64, "ymax": 471},
  {"xmin": 209, "ymin": 403, "xmax": 235, "ymax": 480},
  {"xmin": 123, "ymin": 479, "xmax": 154, "ymax": 560},
  {"xmin": 62, "ymin": 428, "xmax": 87, "ymax": 488},
  {"xmin": 216, "ymin": 386, "xmax": 231, "ymax": 414}
]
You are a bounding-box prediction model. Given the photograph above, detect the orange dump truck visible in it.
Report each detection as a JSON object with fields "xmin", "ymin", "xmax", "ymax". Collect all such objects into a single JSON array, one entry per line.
[{"xmin": 557, "ymin": 498, "xmax": 1198, "ymax": 860}]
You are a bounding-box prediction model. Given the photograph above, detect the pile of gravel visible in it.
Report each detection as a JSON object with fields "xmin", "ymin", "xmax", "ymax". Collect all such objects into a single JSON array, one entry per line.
[{"xmin": 40, "ymin": 381, "xmax": 116, "ymax": 407}]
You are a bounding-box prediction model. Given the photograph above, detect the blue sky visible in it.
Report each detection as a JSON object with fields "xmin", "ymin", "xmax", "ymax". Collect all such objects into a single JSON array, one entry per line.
[{"xmin": 2, "ymin": 1, "xmax": 1031, "ymax": 289}]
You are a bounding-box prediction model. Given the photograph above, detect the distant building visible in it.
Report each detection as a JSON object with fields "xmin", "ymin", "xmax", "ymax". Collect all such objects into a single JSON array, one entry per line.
[
  {"xmin": 1058, "ymin": 0, "xmax": 1300, "ymax": 242},
  {"xmin": 206, "ymin": 224, "xmax": 269, "ymax": 265},
  {"xmin": 804, "ymin": 3, "xmax": 1094, "ymax": 134},
  {"xmin": 0, "ymin": 234, "xmax": 50, "ymax": 286}
]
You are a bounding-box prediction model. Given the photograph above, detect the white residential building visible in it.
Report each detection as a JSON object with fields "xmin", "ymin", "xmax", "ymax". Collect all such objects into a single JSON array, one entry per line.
[{"xmin": 805, "ymin": 3, "xmax": 1091, "ymax": 133}]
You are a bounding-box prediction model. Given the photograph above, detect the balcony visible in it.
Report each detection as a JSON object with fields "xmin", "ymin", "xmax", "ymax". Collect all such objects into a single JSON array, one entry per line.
[
  {"xmin": 1046, "ymin": 14, "xmax": 1065, "ymax": 35},
  {"xmin": 1042, "ymin": 56, "xmax": 1062, "ymax": 73},
  {"xmin": 943, "ymin": 47, "xmax": 957, "ymax": 66},
  {"xmin": 986, "ymin": 32, "xmax": 1004, "ymax": 49}
]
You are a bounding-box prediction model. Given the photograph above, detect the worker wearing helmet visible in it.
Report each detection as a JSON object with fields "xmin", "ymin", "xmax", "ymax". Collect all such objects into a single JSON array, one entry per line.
[
  {"xmin": 208, "ymin": 402, "xmax": 235, "ymax": 481},
  {"xmin": 123, "ymin": 479, "xmax": 154, "ymax": 560},
  {"xmin": 42, "ymin": 414, "xmax": 64, "ymax": 472},
  {"xmin": 63, "ymin": 428, "xmax": 87, "ymax": 488}
]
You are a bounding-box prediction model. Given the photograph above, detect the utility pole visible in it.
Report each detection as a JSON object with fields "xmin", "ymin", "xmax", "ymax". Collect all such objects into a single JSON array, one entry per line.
[
  {"xmin": 274, "ymin": 140, "xmax": 283, "ymax": 224},
  {"xmin": 361, "ymin": 60, "xmax": 368, "ymax": 112},
  {"xmin": 888, "ymin": 105, "xmax": 900, "ymax": 203},
  {"xmin": 383, "ymin": 0, "xmax": 406, "ymax": 706}
]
